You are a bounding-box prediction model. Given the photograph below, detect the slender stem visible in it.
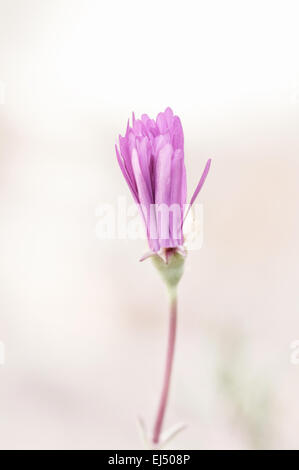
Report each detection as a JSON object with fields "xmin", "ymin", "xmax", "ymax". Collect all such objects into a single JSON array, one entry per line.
[{"xmin": 152, "ymin": 292, "xmax": 177, "ymax": 445}]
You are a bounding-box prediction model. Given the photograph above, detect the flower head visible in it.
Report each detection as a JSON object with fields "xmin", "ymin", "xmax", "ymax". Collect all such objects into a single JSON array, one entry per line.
[{"xmin": 116, "ymin": 107, "xmax": 211, "ymax": 259}]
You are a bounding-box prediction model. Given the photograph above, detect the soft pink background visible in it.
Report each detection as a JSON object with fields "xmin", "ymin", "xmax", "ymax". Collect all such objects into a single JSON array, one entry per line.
[{"xmin": 0, "ymin": 0, "xmax": 299, "ymax": 449}]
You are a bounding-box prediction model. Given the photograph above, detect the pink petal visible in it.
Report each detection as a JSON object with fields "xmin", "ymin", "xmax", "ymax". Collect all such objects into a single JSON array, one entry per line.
[
  {"xmin": 172, "ymin": 116, "xmax": 184, "ymax": 150},
  {"xmin": 155, "ymin": 143, "xmax": 173, "ymax": 247},
  {"xmin": 115, "ymin": 144, "xmax": 139, "ymax": 202},
  {"xmin": 170, "ymin": 150, "xmax": 186, "ymax": 243},
  {"xmin": 164, "ymin": 107, "xmax": 174, "ymax": 128},
  {"xmin": 189, "ymin": 158, "xmax": 211, "ymax": 206},
  {"xmin": 183, "ymin": 158, "xmax": 211, "ymax": 224},
  {"xmin": 132, "ymin": 148, "xmax": 159, "ymax": 252},
  {"xmin": 155, "ymin": 143, "xmax": 173, "ymax": 205},
  {"xmin": 156, "ymin": 112, "xmax": 168, "ymax": 133}
]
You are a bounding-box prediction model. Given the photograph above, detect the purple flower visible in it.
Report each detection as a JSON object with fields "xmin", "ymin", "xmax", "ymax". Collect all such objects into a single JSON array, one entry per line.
[{"xmin": 116, "ymin": 107, "xmax": 211, "ymax": 257}]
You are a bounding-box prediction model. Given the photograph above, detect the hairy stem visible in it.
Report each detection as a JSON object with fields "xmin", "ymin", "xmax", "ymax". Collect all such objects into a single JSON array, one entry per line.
[{"xmin": 152, "ymin": 292, "xmax": 177, "ymax": 445}]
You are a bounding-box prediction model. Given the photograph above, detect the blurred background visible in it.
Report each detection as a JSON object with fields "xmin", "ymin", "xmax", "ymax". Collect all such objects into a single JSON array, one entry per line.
[{"xmin": 0, "ymin": 0, "xmax": 299, "ymax": 450}]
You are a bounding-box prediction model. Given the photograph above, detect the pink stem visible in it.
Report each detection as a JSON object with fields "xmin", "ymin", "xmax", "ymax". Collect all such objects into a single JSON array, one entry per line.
[{"xmin": 152, "ymin": 295, "xmax": 177, "ymax": 445}]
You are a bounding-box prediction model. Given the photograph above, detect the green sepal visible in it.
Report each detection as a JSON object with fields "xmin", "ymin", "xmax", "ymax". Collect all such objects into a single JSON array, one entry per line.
[{"xmin": 152, "ymin": 251, "xmax": 185, "ymax": 299}]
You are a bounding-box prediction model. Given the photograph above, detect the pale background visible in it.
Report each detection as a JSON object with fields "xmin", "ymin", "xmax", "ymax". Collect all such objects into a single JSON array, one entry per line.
[{"xmin": 0, "ymin": 0, "xmax": 299, "ymax": 450}]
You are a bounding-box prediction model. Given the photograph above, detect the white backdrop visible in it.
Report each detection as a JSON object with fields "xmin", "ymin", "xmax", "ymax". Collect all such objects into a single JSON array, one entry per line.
[{"xmin": 0, "ymin": 0, "xmax": 299, "ymax": 449}]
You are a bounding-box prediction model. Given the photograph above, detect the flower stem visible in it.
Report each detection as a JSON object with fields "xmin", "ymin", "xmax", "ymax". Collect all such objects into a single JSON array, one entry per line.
[{"xmin": 152, "ymin": 291, "xmax": 177, "ymax": 445}]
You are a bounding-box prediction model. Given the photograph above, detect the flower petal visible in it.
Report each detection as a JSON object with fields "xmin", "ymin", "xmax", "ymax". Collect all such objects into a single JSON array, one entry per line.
[
  {"xmin": 171, "ymin": 116, "xmax": 184, "ymax": 151},
  {"xmin": 170, "ymin": 149, "xmax": 186, "ymax": 244},
  {"xmin": 135, "ymin": 136, "xmax": 154, "ymax": 201},
  {"xmin": 189, "ymin": 158, "xmax": 211, "ymax": 206},
  {"xmin": 155, "ymin": 143, "xmax": 173, "ymax": 247},
  {"xmin": 132, "ymin": 148, "xmax": 159, "ymax": 252},
  {"xmin": 183, "ymin": 159, "xmax": 211, "ymax": 224},
  {"xmin": 156, "ymin": 112, "xmax": 168, "ymax": 134},
  {"xmin": 115, "ymin": 144, "xmax": 139, "ymax": 202}
]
